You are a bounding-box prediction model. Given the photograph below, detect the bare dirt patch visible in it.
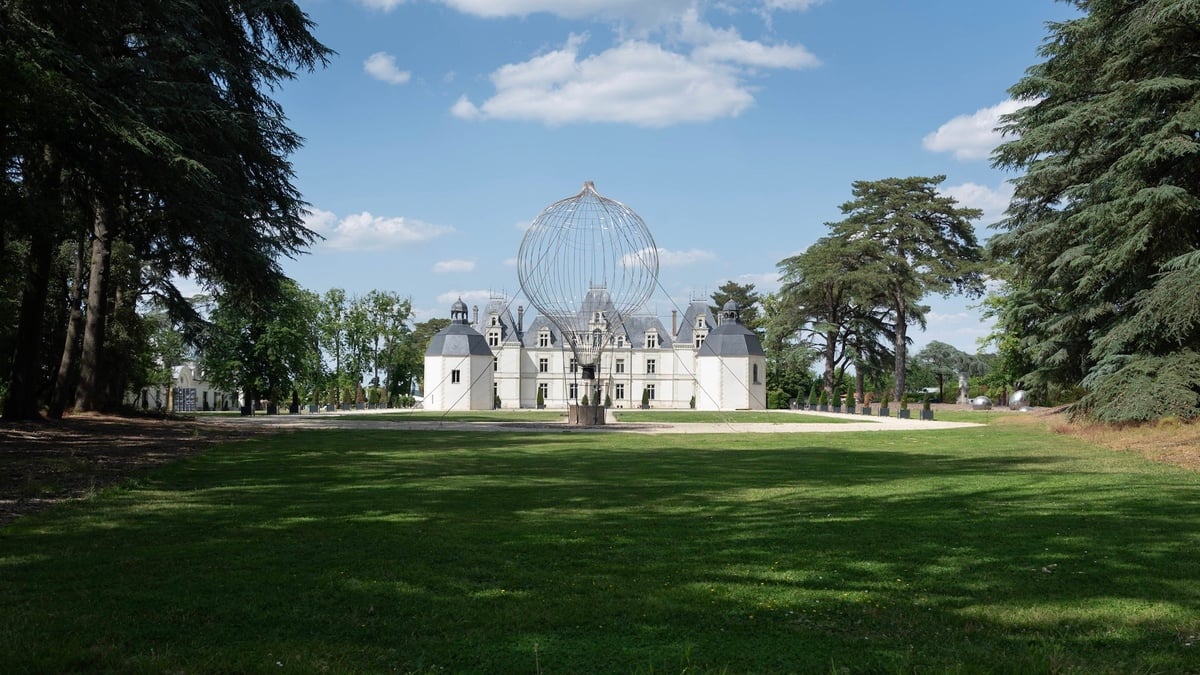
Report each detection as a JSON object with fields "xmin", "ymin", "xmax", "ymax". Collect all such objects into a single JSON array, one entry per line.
[{"xmin": 0, "ymin": 413, "xmax": 262, "ymax": 527}]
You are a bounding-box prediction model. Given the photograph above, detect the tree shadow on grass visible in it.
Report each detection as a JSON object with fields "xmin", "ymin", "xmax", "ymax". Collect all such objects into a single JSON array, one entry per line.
[{"xmin": 1, "ymin": 429, "xmax": 1197, "ymax": 672}]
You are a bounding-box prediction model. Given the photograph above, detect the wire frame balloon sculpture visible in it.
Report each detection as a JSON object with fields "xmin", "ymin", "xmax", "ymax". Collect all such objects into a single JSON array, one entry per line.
[{"xmin": 517, "ymin": 181, "xmax": 659, "ymax": 392}]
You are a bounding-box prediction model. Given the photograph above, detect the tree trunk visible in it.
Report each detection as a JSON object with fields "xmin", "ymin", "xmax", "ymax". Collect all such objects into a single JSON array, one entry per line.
[
  {"xmin": 892, "ymin": 290, "xmax": 907, "ymax": 402},
  {"xmin": 74, "ymin": 197, "xmax": 114, "ymax": 412},
  {"xmin": 823, "ymin": 329, "xmax": 837, "ymax": 397},
  {"xmin": 48, "ymin": 238, "xmax": 88, "ymax": 418},
  {"xmin": 2, "ymin": 231, "xmax": 55, "ymax": 421}
]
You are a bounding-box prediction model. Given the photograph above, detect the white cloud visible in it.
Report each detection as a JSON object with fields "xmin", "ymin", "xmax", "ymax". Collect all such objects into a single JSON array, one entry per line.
[
  {"xmin": 436, "ymin": 289, "xmax": 493, "ymax": 305},
  {"xmin": 356, "ymin": 0, "xmax": 407, "ymax": 11},
  {"xmin": 433, "ymin": 259, "xmax": 476, "ymax": 273},
  {"xmin": 734, "ymin": 271, "xmax": 781, "ymax": 291},
  {"xmin": 363, "ymin": 52, "xmax": 411, "ymax": 85},
  {"xmin": 681, "ymin": 9, "xmax": 819, "ymax": 69},
  {"xmin": 942, "ymin": 181, "xmax": 1014, "ymax": 226},
  {"xmin": 923, "ymin": 99, "xmax": 1035, "ymax": 161},
  {"xmin": 454, "ymin": 36, "xmax": 757, "ymax": 126},
  {"xmin": 503, "ymin": 257, "xmax": 519, "ymax": 267},
  {"xmin": 305, "ymin": 209, "xmax": 454, "ymax": 251},
  {"xmin": 625, "ymin": 247, "xmax": 716, "ymax": 267}
]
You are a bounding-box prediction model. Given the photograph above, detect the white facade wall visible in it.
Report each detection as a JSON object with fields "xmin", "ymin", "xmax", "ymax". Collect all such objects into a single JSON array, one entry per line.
[
  {"xmin": 423, "ymin": 354, "xmax": 494, "ymax": 411},
  {"xmin": 696, "ymin": 354, "xmax": 768, "ymax": 410}
]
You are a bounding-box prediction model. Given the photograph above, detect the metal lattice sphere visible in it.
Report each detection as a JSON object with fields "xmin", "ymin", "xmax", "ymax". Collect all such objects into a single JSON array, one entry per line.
[{"xmin": 517, "ymin": 181, "xmax": 659, "ymax": 378}]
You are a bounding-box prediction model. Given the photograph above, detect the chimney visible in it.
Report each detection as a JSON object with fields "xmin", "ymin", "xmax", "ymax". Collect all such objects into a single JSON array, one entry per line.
[
  {"xmin": 472, "ymin": 305, "xmax": 479, "ymax": 326},
  {"xmin": 517, "ymin": 305, "xmax": 525, "ymax": 333},
  {"xmin": 671, "ymin": 310, "xmax": 678, "ymax": 336}
]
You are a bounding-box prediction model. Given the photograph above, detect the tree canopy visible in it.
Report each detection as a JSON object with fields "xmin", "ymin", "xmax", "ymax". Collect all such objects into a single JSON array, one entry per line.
[{"xmin": 991, "ymin": 0, "xmax": 1200, "ymax": 421}]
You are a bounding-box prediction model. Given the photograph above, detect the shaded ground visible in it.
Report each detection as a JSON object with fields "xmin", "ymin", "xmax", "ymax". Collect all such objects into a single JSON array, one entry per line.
[
  {"xmin": 1, "ymin": 408, "xmax": 1197, "ymax": 527},
  {"xmin": 0, "ymin": 414, "xmax": 261, "ymax": 527}
]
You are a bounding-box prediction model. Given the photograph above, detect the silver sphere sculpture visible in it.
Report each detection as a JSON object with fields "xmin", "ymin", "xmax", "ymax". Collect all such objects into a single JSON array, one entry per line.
[
  {"xmin": 1009, "ymin": 389, "xmax": 1029, "ymax": 410},
  {"xmin": 971, "ymin": 395, "xmax": 992, "ymax": 411},
  {"xmin": 517, "ymin": 181, "xmax": 659, "ymax": 384}
]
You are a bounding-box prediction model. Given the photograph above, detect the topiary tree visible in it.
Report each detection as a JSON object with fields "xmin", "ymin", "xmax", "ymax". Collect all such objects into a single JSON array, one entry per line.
[
  {"xmin": 536, "ymin": 387, "xmax": 545, "ymax": 408},
  {"xmin": 580, "ymin": 393, "xmax": 589, "ymax": 406},
  {"xmin": 641, "ymin": 387, "xmax": 650, "ymax": 408}
]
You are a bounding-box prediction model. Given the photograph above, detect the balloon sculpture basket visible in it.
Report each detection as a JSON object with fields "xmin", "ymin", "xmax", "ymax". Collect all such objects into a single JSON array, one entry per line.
[{"xmin": 568, "ymin": 404, "xmax": 606, "ymax": 426}]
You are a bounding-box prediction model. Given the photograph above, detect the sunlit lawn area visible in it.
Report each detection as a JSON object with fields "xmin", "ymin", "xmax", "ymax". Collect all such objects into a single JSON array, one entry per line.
[
  {"xmin": 338, "ymin": 410, "xmax": 567, "ymax": 422},
  {"xmin": 2, "ymin": 419, "xmax": 1198, "ymax": 672},
  {"xmin": 612, "ymin": 409, "xmax": 854, "ymax": 424}
]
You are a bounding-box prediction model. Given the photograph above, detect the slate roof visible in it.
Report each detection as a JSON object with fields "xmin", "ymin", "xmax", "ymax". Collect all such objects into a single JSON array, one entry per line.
[
  {"xmin": 698, "ymin": 303, "xmax": 764, "ymax": 358},
  {"xmin": 426, "ymin": 299, "xmax": 494, "ymax": 357}
]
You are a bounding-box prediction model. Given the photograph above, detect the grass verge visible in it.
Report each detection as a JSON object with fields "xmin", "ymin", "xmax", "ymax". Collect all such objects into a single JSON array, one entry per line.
[{"xmin": 1, "ymin": 422, "xmax": 1197, "ymax": 672}]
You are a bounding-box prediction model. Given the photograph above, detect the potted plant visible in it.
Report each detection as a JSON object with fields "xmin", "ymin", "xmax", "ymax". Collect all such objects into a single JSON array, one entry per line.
[
  {"xmin": 580, "ymin": 393, "xmax": 589, "ymax": 406},
  {"xmin": 832, "ymin": 391, "xmax": 842, "ymax": 413},
  {"xmin": 879, "ymin": 391, "xmax": 891, "ymax": 417},
  {"xmin": 606, "ymin": 393, "xmax": 613, "ymax": 408},
  {"xmin": 898, "ymin": 392, "xmax": 911, "ymax": 419},
  {"xmin": 845, "ymin": 391, "xmax": 856, "ymax": 414},
  {"xmin": 641, "ymin": 387, "xmax": 651, "ymax": 409},
  {"xmin": 860, "ymin": 392, "xmax": 872, "ymax": 416},
  {"xmin": 818, "ymin": 390, "xmax": 828, "ymax": 412},
  {"xmin": 536, "ymin": 387, "xmax": 545, "ymax": 409},
  {"xmin": 494, "ymin": 394, "xmax": 501, "ymax": 409},
  {"xmin": 688, "ymin": 394, "xmax": 695, "ymax": 409},
  {"xmin": 808, "ymin": 384, "xmax": 819, "ymax": 410},
  {"xmin": 921, "ymin": 393, "xmax": 934, "ymax": 420}
]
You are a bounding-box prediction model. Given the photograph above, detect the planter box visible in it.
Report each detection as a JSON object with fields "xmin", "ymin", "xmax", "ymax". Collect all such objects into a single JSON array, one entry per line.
[
  {"xmin": 845, "ymin": 405, "xmax": 856, "ymax": 414},
  {"xmin": 920, "ymin": 409, "xmax": 935, "ymax": 421},
  {"xmin": 898, "ymin": 409, "xmax": 911, "ymax": 419},
  {"xmin": 861, "ymin": 406, "xmax": 872, "ymax": 416},
  {"xmin": 819, "ymin": 404, "xmax": 829, "ymax": 412},
  {"xmin": 878, "ymin": 407, "xmax": 890, "ymax": 417},
  {"xmin": 308, "ymin": 405, "xmax": 319, "ymax": 413}
]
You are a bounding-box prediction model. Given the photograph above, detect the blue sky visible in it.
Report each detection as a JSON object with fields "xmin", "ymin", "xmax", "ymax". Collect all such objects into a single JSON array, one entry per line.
[{"xmin": 269, "ymin": 0, "xmax": 1077, "ymax": 353}]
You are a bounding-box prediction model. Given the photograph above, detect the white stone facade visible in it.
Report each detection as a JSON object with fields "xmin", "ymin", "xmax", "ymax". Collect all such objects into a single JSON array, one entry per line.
[{"xmin": 424, "ymin": 291, "xmax": 765, "ymax": 411}]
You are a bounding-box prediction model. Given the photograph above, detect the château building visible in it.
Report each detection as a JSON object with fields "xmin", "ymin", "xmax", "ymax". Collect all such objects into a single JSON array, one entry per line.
[{"xmin": 423, "ymin": 287, "xmax": 766, "ymax": 411}]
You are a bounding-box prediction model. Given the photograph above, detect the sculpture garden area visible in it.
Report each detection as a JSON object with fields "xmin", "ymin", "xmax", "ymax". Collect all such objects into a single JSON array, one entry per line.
[{"xmin": 1, "ymin": 410, "xmax": 1197, "ymax": 673}]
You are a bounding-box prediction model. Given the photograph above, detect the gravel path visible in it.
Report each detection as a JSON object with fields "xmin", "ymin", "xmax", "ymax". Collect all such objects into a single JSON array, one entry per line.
[{"xmin": 205, "ymin": 408, "xmax": 982, "ymax": 434}]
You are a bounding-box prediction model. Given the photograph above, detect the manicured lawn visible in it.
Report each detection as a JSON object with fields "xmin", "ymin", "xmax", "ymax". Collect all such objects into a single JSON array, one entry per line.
[
  {"xmin": 613, "ymin": 409, "xmax": 854, "ymax": 423},
  {"xmin": 2, "ymin": 421, "xmax": 1197, "ymax": 672}
]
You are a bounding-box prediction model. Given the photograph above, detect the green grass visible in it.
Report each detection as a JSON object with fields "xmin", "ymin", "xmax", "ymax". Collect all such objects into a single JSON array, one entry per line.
[
  {"xmin": 613, "ymin": 409, "xmax": 854, "ymax": 423},
  {"xmin": 2, "ymin": 424, "xmax": 1198, "ymax": 673}
]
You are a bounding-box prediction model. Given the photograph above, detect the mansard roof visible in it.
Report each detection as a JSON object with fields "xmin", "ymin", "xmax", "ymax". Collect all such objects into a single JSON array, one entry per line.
[
  {"xmin": 473, "ymin": 297, "xmax": 522, "ymax": 344},
  {"xmin": 674, "ymin": 300, "xmax": 715, "ymax": 344}
]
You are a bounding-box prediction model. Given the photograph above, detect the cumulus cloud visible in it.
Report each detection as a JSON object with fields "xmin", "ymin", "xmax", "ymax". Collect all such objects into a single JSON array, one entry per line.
[
  {"xmin": 304, "ymin": 208, "xmax": 454, "ymax": 251},
  {"xmin": 434, "ymin": 259, "xmax": 476, "ymax": 273},
  {"xmin": 436, "ymin": 289, "xmax": 493, "ymax": 305},
  {"xmin": 363, "ymin": 52, "xmax": 411, "ymax": 85},
  {"xmin": 942, "ymin": 181, "xmax": 1014, "ymax": 226},
  {"xmin": 454, "ymin": 36, "xmax": 761, "ymax": 126},
  {"xmin": 451, "ymin": 0, "xmax": 820, "ymax": 128},
  {"xmin": 622, "ymin": 246, "xmax": 717, "ymax": 267},
  {"xmin": 923, "ymin": 99, "xmax": 1036, "ymax": 161},
  {"xmin": 734, "ymin": 271, "xmax": 781, "ymax": 290}
]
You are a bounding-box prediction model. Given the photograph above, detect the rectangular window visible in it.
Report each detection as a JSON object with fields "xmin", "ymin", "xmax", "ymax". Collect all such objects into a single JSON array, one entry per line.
[
  {"xmin": 569, "ymin": 382, "xmax": 578, "ymax": 399},
  {"xmin": 646, "ymin": 384, "xmax": 656, "ymax": 400},
  {"xmin": 646, "ymin": 332, "xmax": 658, "ymax": 349},
  {"xmin": 538, "ymin": 382, "xmax": 549, "ymax": 399},
  {"xmin": 538, "ymin": 331, "xmax": 550, "ymax": 347},
  {"xmin": 646, "ymin": 359, "xmax": 656, "ymax": 374},
  {"xmin": 615, "ymin": 359, "xmax": 625, "ymax": 374},
  {"xmin": 451, "ymin": 369, "xmax": 461, "ymax": 384},
  {"xmin": 493, "ymin": 358, "xmax": 498, "ymax": 372},
  {"xmin": 753, "ymin": 363, "xmax": 760, "ymax": 384},
  {"xmin": 539, "ymin": 358, "xmax": 549, "ymax": 373},
  {"xmin": 570, "ymin": 358, "xmax": 578, "ymax": 373},
  {"xmin": 615, "ymin": 383, "xmax": 625, "ymax": 400},
  {"xmin": 488, "ymin": 331, "xmax": 499, "ymax": 347},
  {"xmin": 694, "ymin": 334, "xmax": 705, "ymax": 349}
]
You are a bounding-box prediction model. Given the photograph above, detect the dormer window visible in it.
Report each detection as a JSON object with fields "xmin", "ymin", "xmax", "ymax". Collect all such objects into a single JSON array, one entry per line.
[
  {"xmin": 490, "ymin": 314, "xmax": 499, "ymax": 327},
  {"xmin": 694, "ymin": 333, "xmax": 706, "ymax": 349},
  {"xmin": 538, "ymin": 329, "xmax": 551, "ymax": 348},
  {"xmin": 487, "ymin": 329, "xmax": 500, "ymax": 347},
  {"xmin": 696, "ymin": 317, "xmax": 705, "ymax": 328},
  {"xmin": 645, "ymin": 331, "xmax": 658, "ymax": 349}
]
